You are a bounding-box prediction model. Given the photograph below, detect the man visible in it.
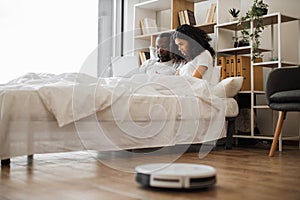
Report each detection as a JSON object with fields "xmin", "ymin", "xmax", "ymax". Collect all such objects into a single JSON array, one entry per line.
[{"xmin": 139, "ymin": 32, "xmax": 181, "ymax": 75}]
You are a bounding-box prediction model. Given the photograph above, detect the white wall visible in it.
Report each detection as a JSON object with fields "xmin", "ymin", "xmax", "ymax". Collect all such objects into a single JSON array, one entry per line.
[{"xmin": 0, "ymin": 0, "xmax": 98, "ymax": 83}]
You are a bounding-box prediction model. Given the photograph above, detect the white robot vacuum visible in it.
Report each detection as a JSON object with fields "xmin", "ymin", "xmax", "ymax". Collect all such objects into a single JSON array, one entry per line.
[{"xmin": 135, "ymin": 163, "xmax": 217, "ymax": 189}]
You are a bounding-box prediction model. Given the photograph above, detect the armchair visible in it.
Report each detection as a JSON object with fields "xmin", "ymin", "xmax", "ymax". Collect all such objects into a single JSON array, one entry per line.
[{"xmin": 265, "ymin": 66, "xmax": 300, "ymax": 157}]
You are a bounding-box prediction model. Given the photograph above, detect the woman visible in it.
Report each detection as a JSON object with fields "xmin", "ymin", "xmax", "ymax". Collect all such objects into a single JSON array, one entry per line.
[{"xmin": 171, "ymin": 24, "xmax": 215, "ymax": 82}]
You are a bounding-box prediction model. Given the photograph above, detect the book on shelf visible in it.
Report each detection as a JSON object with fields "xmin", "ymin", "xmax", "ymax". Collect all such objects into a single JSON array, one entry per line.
[
  {"xmin": 236, "ymin": 56, "xmax": 263, "ymax": 91},
  {"xmin": 218, "ymin": 56, "xmax": 263, "ymax": 91},
  {"xmin": 225, "ymin": 56, "xmax": 231, "ymax": 78},
  {"xmin": 139, "ymin": 51, "xmax": 150, "ymax": 64},
  {"xmin": 178, "ymin": 10, "xmax": 186, "ymax": 25},
  {"xmin": 217, "ymin": 56, "xmax": 226, "ymax": 80},
  {"xmin": 178, "ymin": 9, "xmax": 196, "ymax": 26},
  {"xmin": 184, "ymin": 9, "xmax": 196, "ymax": 25},
  {"xmin": 140, "ymin": 18, "xmax": 158, "ymax": 35},
  {"xmin": 229, "ymin": 55, "xmax": 237, "ymax": 77},
  {"xmin": 205, "ymin": 3, "xmax": 216, "ymax": 24}
]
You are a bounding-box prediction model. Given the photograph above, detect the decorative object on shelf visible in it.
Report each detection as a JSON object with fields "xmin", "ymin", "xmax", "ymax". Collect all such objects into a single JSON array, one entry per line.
[
  {"xmin": 205, "ymin": 3, "xmax": 217, "ymax": 24},
  {"xmin": 232, "ymin": 36, "xmax": 239, "ymax": 48},
  {"xmin": 238, "ymin": 37, "xmax": 250, "ymax": 47},
  {"xmin": 238, "ymin": 0, "xmax": 269, "ymax": 61},
  {"xmin": 232, "ymin": 35, "xmax": 250, "ymax": 48},
  {"xmin": 140, "ymin": 18, "xmax": 158, "ymax": 35},
  {"xmin": 270, "ymin": 57, "xmax": 278, "ymax": 61},
  {"xmin": 228, "ymin": 8, "xmax": 240, "ymax": 21}
]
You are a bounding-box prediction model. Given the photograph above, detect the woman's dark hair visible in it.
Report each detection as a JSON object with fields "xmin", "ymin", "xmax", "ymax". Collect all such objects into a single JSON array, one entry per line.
[{"xmin": 172, "ymin": 24, "xmax": 215, "ymax": 60}]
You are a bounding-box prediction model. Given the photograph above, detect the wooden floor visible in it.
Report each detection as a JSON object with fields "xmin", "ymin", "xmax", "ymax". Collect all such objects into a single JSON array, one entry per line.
[{"xmin": 1, "ymin": 144, "xmax": 300, "ymax": 200}]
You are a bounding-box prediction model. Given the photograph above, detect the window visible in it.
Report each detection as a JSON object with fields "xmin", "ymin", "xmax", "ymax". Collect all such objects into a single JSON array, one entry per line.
[{"xmin": 0, "ymin": 0, "xmax": 98, "ymax": 83}]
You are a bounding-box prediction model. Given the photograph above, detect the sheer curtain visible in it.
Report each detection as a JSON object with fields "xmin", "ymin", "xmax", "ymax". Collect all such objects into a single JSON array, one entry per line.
[
  {"xmin": 97, "ymin": 0, "xmax": 123, "ymax": 77},
  {"xmin": 0, "ymin": 0, "xmax": 98, "ymax": 84}
]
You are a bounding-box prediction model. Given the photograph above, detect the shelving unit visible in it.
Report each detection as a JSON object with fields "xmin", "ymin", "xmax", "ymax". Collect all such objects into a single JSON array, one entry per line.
[
  {"xmin": 132, "ymin": 0, "xmax": 215, "ymax": 57},
  {"xmin": 128, "ymin": 0, "xmax": 300, "ymax": 150},
  {"xmin": 215, "ymin": 12, "xmax": 300, "ymax": 149}
]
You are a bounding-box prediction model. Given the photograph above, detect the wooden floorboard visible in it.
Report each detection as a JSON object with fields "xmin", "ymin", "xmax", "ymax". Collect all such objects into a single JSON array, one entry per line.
[{"xmin": 1, "ymin": 145, "xmax": 300, "ymax": 200}]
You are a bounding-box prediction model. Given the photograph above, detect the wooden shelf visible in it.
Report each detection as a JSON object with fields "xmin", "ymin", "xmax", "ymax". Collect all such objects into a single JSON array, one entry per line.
[
  {"xmin": 135, "ymin": 30, "xmax": 172, "ymax": 40},
  {"xmin": 233, "ymin": 134, "xmax": 300, "ymax": 140},
  {"xmin": 135, "ymin": 22, "xmax": 216, "ymax": 40},
  {"xmin": 238, "ymin": 90, "xmax": 265, "ymax": 94},
  {"xmin": 253, "ymin": 61, "xmax": 299, "ymax": 68},
  {"xmin": 186, "ymin": 0, "xmax": 208, "ymax": 2},
  {"xmin": 216, "ymin": 12, "xmax": 299, "ymax": 31},
  {"xmin": 253, "ymin": 105, "xmax": 270, "ymax": 109},
  {"xmin": 233, "ymin": 135, "xmax": 274, "ymax": 140},
  {"xmin": 134, "ymin": 0, "xmax": 171, "ymax": 10},
  {"xmin": 261, "ymin": 12, "xmax": 299, "ymax": 26},
  {"xmin": 194, "ymin": 22, "xmax": 216, "ymax": 34},
  {"xmin": 217, "ymin": 46, "xmax": 271, "ymax": 55}
]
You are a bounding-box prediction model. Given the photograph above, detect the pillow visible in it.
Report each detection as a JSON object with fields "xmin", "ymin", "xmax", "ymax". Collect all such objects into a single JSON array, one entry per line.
[{"xmin": 212, "ymin": 76, "xmax": 244, "ymax": 98}]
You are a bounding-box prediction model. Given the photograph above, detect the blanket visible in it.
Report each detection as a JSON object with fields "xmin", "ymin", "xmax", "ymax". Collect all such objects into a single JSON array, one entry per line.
[{"xmin": 0, "ymin": 73, "xmax": 225, "ymax": 128}]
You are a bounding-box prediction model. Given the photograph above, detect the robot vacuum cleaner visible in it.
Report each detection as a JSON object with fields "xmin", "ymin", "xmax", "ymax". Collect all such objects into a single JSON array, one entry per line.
[{"xmin": 135, "ymin": 163, "xmax": 216, "ymax": 189}]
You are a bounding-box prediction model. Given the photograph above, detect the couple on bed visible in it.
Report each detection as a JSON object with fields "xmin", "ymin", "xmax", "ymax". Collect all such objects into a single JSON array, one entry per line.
[{"xmin": 139, "ymin": 24, "xmax": 216, "ymax": 84}]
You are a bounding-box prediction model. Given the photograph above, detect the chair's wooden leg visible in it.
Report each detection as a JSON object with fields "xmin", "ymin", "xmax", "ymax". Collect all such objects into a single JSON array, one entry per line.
[{"xmin": 269, "ymin": 111, "xmax": 286, "ymax": 157}]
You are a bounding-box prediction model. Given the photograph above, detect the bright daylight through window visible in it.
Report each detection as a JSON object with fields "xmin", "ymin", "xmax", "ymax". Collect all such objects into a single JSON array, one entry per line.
[{"xmin": 0, "ymin": 0, "xmax": 98, "ymax": 83}]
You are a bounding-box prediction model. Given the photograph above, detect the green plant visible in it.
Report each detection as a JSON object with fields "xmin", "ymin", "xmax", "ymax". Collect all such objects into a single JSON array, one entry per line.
[
  {"xmin": 229, "ymin": 8, "xmax": 240, "ymax": 18},
  {"xmin": 238, "ymin": 0, "xmax": 269, "ymax": 60}
]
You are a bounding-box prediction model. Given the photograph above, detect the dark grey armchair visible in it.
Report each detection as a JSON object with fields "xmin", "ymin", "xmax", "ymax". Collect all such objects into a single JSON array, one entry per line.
[{"xmin": 265, "ymin": 66, "xmax": 300, "ymax": 157}]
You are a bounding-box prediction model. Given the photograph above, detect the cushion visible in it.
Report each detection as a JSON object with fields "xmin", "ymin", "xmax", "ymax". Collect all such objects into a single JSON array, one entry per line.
[
  {"xmin": 270, "ymin": 89, "xmax": 300, "ymax": 103},
  {"xmin": 212, "ymin": 77, "xmax": 244, "ymax": 98}
]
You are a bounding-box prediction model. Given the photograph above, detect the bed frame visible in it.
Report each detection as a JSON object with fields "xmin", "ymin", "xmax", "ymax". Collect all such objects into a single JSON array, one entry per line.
[{"xmin": 1, "ymin": 117, "xmax": 236, "ymax": 166}]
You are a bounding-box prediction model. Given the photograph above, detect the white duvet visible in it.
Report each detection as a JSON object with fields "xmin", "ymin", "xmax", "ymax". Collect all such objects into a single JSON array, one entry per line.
[{"xmin": 0, "ymin": 73, "xmax": 225, "ymax": 128}]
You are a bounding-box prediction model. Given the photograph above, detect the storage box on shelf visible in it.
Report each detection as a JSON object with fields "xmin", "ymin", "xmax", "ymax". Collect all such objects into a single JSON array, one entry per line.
[
  {"xmin": 218, "ymin": 55, "xmax": 263, "ymax": 91},
  {"xmin": 216, "ymin": 12, "xmax": 300, "ymax": 146}
]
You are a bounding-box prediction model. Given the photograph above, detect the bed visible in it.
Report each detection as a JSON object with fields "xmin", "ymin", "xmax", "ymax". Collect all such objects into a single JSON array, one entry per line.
[{"xmin": 0, "ymin": 72, "xmax": 242, "ymax": 164}]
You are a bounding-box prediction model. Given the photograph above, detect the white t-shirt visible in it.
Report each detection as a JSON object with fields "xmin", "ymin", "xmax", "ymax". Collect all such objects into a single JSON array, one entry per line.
[
  {"xmin": 139, "ymin": 59, "xmax": 179, "ymax": 75},
  {"xmin": 179, "ymin": 50, "xmax": 214, "ymax": 83}
]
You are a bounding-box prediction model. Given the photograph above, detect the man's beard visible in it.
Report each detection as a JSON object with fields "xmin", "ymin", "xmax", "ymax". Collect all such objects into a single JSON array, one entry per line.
[{"xmin": 158, "ymin": 54, "xmax": 171, "ymax": 62}]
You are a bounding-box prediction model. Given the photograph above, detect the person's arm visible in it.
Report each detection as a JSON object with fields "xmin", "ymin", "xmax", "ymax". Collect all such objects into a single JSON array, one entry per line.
[{"xmin": 192, "ymin": 65, "xmax": 207, "ymax": 79}]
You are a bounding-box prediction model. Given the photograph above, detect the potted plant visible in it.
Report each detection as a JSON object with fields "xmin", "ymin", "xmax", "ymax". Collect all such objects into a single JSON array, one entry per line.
[
  {"xmin": 253, "ymin": 0, "xmax": 269, "ymax": 16},
  {"xmin": 229, "ymin": 8, "xmax": 240, "ymax": 21},
  {"xmin": 238, "ymin": 0, "xmax": 269, "ymax": 60}
]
